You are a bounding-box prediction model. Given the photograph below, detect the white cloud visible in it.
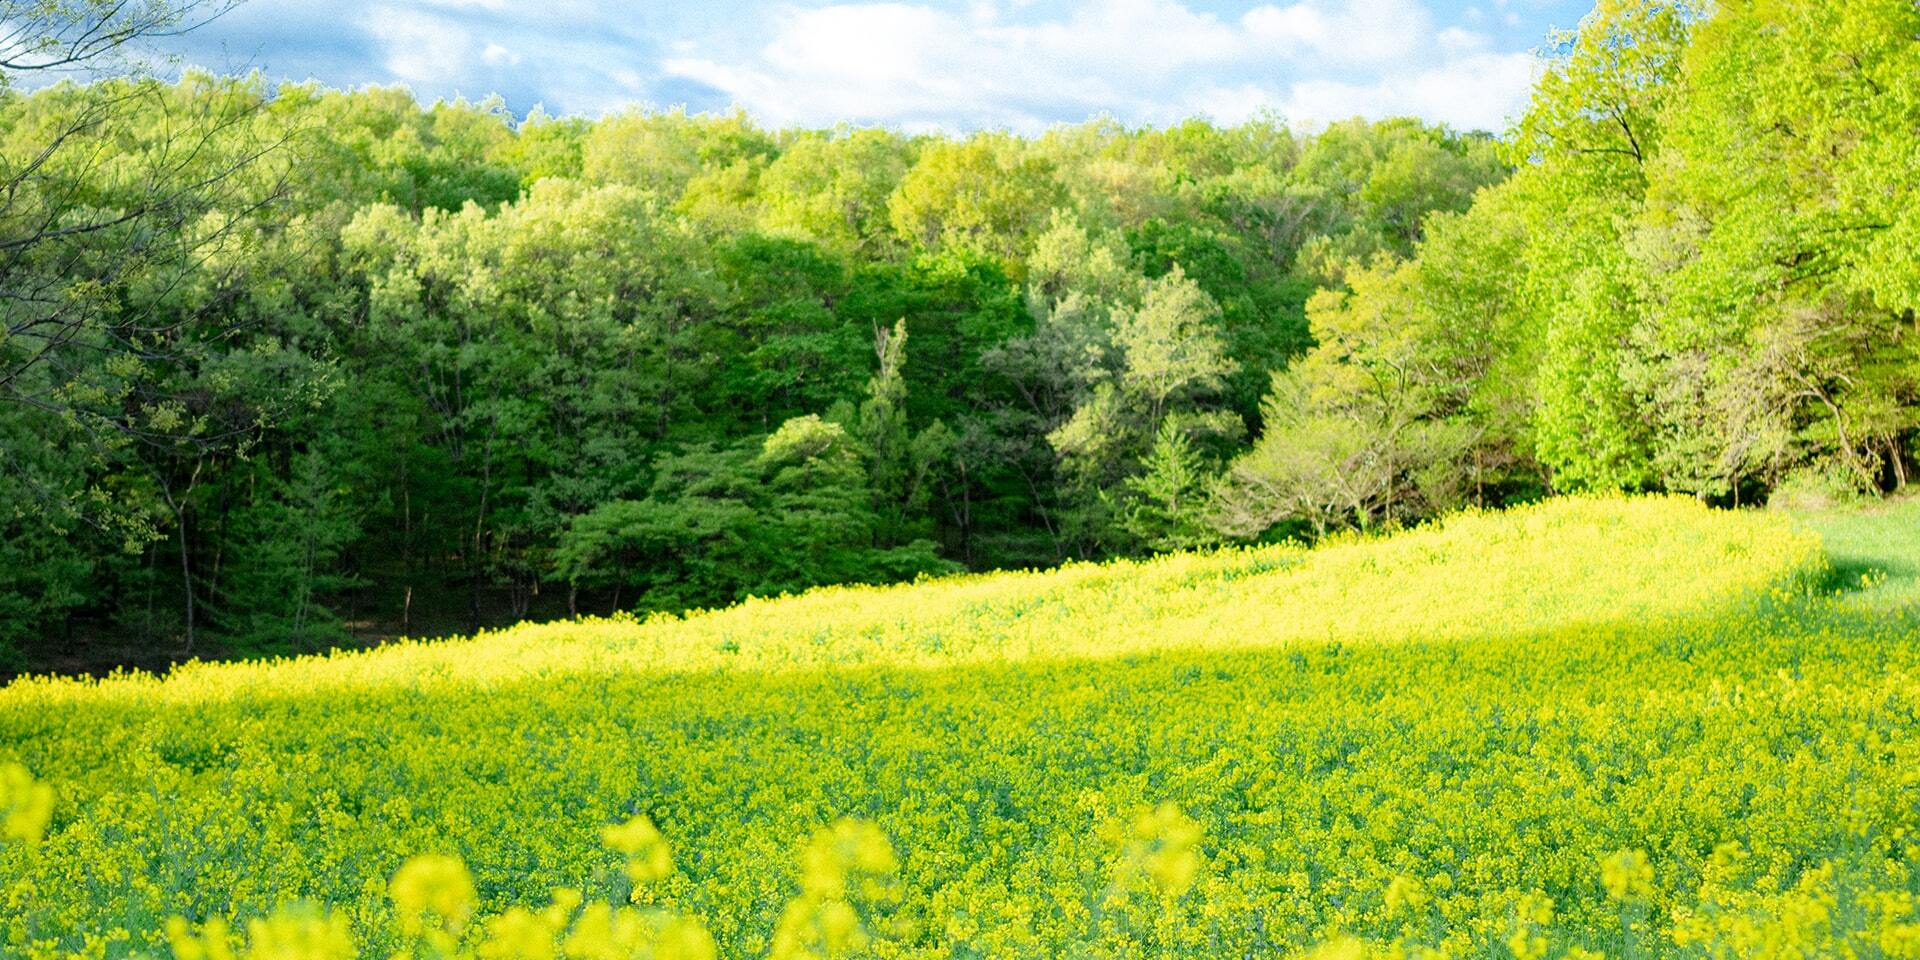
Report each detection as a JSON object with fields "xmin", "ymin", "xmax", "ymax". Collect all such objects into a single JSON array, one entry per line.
[
  {"xmin": 660, "ymin": 0, "xmax": 1542, "ymax": 133},
  {"xmin": 1436, "ymin": 26, "xmax": 1492, "ymax": 56},
  {"xmin": 480, "ymin": 42, "xmax": 521, "ymax": 67},
  {"xmin": 177, "ymin": 0, "xmax": 1562, "ymax": 132},
  {"xmin": 1277, "ymin": 51, "xmax": 1543, "ymax": 131},
  {"xmin": 326, "ymin": 2, "xmax": 656, "ymax": 115},
  {"xmin": 365, "ymin": 8, "xmax": 472, "ymax": 84},
  {"xmin": 1242, "ymin": 0, "xmax": 1429, "ymax": 65}
]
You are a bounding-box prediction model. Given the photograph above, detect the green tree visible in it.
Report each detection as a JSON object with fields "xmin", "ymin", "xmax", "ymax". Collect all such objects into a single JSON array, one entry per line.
[
  {"xmin": 759, "ymin": 128, "xmax": 914, "ymax": 254},
  {"xmin": 1114, "ymin": 422, "xmax": 1218, "ymax": 552},
  {"xmin": 887, "ymin": 133, "xmax": 1064, "ymax": 270},
  {"xmin": 581, "ymin": 108, "xmax": 774, "ymax": 202}
]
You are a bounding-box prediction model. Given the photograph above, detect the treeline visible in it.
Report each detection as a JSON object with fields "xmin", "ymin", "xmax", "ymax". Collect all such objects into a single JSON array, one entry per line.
[
  {"xmin": 1, "ymin": 0, "xmax": 1914, "ymax": 669},
  {"xmin": 1216, "ymin": 0, "xmax": 1920, "ymax": 537}
]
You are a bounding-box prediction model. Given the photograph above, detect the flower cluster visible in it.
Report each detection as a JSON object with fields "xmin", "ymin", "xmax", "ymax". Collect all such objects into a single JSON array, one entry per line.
[
  {"xmin": 1599, "ymin": 851, "xmax": 1654, "ymax": 904},
  {"xmin": 0, "ymin": 762, "xmax": 54, "ymax": 846},
  {"xmin": 1109, "ymin": 803, "xmax": 1205, "ymax": 899},
  {"xmin": 771, "ymin": 820, "xmax": 902, "ymax": 960},
  {"xmin": 2, "ymin": 496, "xmax": 1907, "ymax": 960},
  {"xmin": 603, "ymin": 815, "xmax": 674, "ymax": 887}
]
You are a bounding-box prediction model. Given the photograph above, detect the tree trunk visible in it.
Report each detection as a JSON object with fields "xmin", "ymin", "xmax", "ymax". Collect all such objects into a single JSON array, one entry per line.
[
  {"xmin": 157, "ymin": 465, "xmax": 204, "ymax": 654},
  {"xmin": 174, "ymin": 502, "xmax": 195, "ymax": 653}
]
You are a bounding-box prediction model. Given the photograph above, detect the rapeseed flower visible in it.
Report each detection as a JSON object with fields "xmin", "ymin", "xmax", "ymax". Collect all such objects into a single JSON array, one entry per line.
[
  {"xmin": 1599, "ymin": 850, "xmax": 1653, "ymax": 903},
  {"xmin": 390, "ymin": 854, "xmax": 477, "ymax": 935},
  {"xmin": 1383, "ymin": 875, "xmax": 1428, "ymax": 916},
  {"xmin": 1112, "ymin": 803, "xmax": 1204, "ymax": 898},
  {"xmin": 603, "ymin": 815, "xmax": 673, "ymax": 885},
  {"xmin": 0, "ymin": 763, "xmax": 54, "ymax": 845},
  {"xmin": 239, "ymin": 904, "xmax": 354, "ymax": 960}
]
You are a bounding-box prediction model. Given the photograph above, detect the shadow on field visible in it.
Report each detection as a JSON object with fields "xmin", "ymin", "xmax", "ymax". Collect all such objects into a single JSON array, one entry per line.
[{"xmin": 1796, "ymin": 496, "xmax": 1920, "ymax": 612}]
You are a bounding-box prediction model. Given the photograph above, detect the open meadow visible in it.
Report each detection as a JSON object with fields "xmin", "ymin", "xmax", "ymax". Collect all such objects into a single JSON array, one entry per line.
[{"xmin": 5, "ymin": 496, "xmax": 1919, "ymax": 959}]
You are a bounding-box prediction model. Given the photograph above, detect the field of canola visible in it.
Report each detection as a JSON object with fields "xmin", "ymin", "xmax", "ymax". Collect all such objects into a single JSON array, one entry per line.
[{"xmin": 4, "ymin": 494, "xmax": 1920, "ymax": 960}]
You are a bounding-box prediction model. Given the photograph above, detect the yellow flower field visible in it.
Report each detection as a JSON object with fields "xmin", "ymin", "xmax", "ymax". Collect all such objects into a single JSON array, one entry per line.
[{"xmin": 5, "ymin": 495, "xmax": 1919, "ymax": 959}]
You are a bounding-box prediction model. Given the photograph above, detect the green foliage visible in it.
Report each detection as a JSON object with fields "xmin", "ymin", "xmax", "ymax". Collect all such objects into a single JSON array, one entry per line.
[
  {"xmin": 1234, "ymin": 0, "xmax": 1919, "ymax": 538},
  {"xmin": 1112, "ymin": 421, "xmax": 1219, "ymax": 552},
  {"xmin": 552, "ymin": 324, "xmax": 956, "ymax": 613},
  {"xmin": 581, "ymin": 108, "xmax": 774, "ymax": 200},
  {"xmin": 886, "ymin": 133, "xmax": 1065, "ymax": 270},
  {"xmin": 16, "ymin": 0, "xmax": 1916, "ymax": 666},
  {"xmin": 0, "ymin": 76, "xmax": 1506, "ymax": 664},
  {"xmin": 1290, "ymin": 117, "xmax": 1509, "ymax": 284},
  {"xmin": 758, "ymin": 128, "xmax": 913, "ymax": 254},
  {"xmin": 209, "ymin": 453, "xmax": 366, "ymax": 654},
  {"xmin": 1224, "ymin": 185, "xmax": 1540, "ymax": 532}
]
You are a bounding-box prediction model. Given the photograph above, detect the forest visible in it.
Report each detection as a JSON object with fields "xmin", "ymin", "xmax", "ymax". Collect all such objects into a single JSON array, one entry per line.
[{"xmin": 1, "ymin": 0, "xmax": 1915, "ymax": 670}]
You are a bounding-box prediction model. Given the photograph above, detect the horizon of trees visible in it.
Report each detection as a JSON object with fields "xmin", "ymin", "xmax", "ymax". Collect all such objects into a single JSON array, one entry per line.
[{"xmin": 1, "ymin": 0, "xmax": 1913, "ymax": 672}]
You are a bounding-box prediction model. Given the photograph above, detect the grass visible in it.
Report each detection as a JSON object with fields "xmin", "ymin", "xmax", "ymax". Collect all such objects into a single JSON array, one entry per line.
[{"xmin": 1794, "ymin": 493, "xmax": 1920, "ymax": 611}]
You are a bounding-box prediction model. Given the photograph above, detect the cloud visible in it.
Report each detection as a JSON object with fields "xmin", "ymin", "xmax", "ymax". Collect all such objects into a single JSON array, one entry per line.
[
  {"xmin": 164, "ymin": 0, "xmax": 1561, "ymax": 133},
  {"xmin": 169, "ymin": 0, "xmax": 677, "ymax": 115},
  {"xmin": 480, "ymin": 42, "xmax": 521, "ymax": 67},
  {"xmin": 1278, "ymin": 51, "xmax": 1543, "ymax": 131},
  {"xmin": 1437, "ymin": 26, "xmax": 1493, "ymax": 56},
  {"xmin": 663, "ymin": 0, "xmax": 1544, "ymax": 132},
  {"xmin": 364, "ymin": 7, "xmax": 472, "ymax": 84},
  {"xmin": 1241, "ymin": 0, "xmax": 1430, "ymax": 65}
]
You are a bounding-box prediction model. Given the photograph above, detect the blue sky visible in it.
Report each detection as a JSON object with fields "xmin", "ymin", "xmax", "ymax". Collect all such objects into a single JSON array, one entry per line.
[{"xmin": 171, "ymin": 0, "xmax": 1596, "ymax": 133}]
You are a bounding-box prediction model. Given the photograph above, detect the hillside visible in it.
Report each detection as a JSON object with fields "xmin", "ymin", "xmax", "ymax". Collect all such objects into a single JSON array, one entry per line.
[
  {"xmin": 6, "ymin": 496, "xmax": 1919, "ymax": 958},
  {"xmin": 6, "ymin": 0, "xmax": 1914, "ymax": 675}
]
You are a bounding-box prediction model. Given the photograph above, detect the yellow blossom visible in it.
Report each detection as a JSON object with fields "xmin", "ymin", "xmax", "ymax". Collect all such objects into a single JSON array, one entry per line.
[
  {"xmin": 390, "ymin": 853, "xmax": 477, "ymax": 935},
  {"xmin": 0, "ymin": 762, "xmax": 54, "ymax": 845},
  {"xmin": 1599, "ymin": 850, "xmax": 1654, "ymax": 903},
  {"xmin": 603, "ymin": 814, "xmax": 674, "ymax": 885}
]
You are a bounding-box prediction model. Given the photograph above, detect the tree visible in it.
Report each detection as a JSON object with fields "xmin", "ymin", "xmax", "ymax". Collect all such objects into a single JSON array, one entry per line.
[
  {"xmin": 1047, "ymin": 269, "xmax": 1238, "ymax": 549},
  {"xmin": 552, "ymin": 444, "xmax": 762, "ymax": 613},
  {"xmin": 210, "ymin": 451, "xmax": 364, "ymax": 653},
  {"xmin": 581, "ymin": 108, "xmax": 774, "ymax": 202},
  {"xmin": 0, "ymin": 2, "xmax": 302, "ymax": 652},
  {"xmin": 1612, "ymin": 0, "xmax": 1919, "ymax": 497},
  {"xmin": 708, "ymin": 234, "xmax": 866, "ymax": 427},
  {"xmin": 1114, "ymin": 422, "xmax": 1218, "ymax": 552},
  {"xmin": 1289, "ymin": 118, "xmax": 1507, "ymax": 284},
  {"xmin": 555, "ymin": 416, "xmax": 954, "ymax": 616},
  {"xmin": 1049, "ymin": 268, "xmax": 1237, "ymax": 484},
  {"xmin": 1112, "ymin": 266, "xmax": 1236, "ymax": 426},
  {"xmin": 843, "ymin": 320, "xmax": 951, "ymax": 549},
  {"xmin": 0, "ymin": 1, "xmax": 236, "ymax": 76},
  {"xmin": 341, "ymin": 177, "xmax": 724, "ymax": 623},
  {"xmin": 758, "ymin": 128, "xmax": 913, "ymax": 255},
  {"xmin": 887, "ymin": 133, "xmax": 1064, "ymax": 270},
  {"xmin": 1220, "ymin": 183, "xmax": 1538, "ymax": 536},
  {"xmin": 1, "ymin": 26, "xmax": 285, "ymax": 413}
]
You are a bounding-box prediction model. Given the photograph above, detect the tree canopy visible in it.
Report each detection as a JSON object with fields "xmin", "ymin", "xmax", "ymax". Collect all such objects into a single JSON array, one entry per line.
[{"xmin": 2, "ymin": 0, "xmax": 1913, "ymax": 672}]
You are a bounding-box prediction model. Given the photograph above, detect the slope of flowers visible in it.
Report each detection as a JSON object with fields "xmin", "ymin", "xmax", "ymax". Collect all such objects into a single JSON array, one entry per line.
[
  {"xmin": 8, "ymin": 495, "xmax": 1917, "ymax": 959},
  {"xmin": 4, "ymin": 495, "xmax": 1821, "ymax": 706}
]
